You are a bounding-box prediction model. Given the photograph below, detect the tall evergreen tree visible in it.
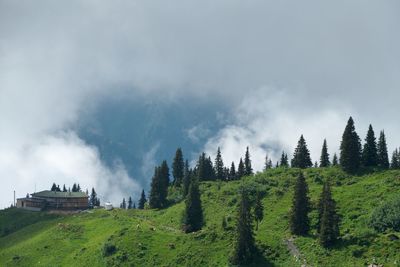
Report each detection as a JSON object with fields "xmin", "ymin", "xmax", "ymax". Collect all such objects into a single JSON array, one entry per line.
[
  {"xmin": 133, "ymin": 202, "xmax": 136, "ymax": 209},
  {"xmin": 264, "ymin": 154, "xmax": 273, "ymax": 171},
  {"xmin": 128, "ymin": 197, "xmax": 133, "ymax": 209},
  {"xmin": 362, "ymin": 124, "xmax": 378, "ymax": 167},
  {"xmin": 319, "ymin": 139, "xmax": 331, "ymax": 167},
  {"xmin": 318, "ymin": 180, "xmax": 340, "ymax": 248},
  {"xmin": 77, "ymin": 184, "xmax": 81, "ymax": 192},
  {"xmin": 229, "ymin": 162, "xmax": 236, "ymax": 181},
  {"xmin": 72, "ymin": 183, "xmax": 77, "ymax": 192},
  {"xmin": 237, "ymin": 158, "xmax": 245, "ymax": 179},
  {"xmin": 120, "ymin": 198, "xmax": 126, "ymax": 209},
  {"xmin": 182, "ymin": 178, "xmax": 203, "ymax": 233},
  {"xmin": 51, "ymin": 183, "xmax": 57, "ymax": 191},
  {"xmin": 391, "ymin": 148, "xmax": 400, "ymax": 169},
  {"xmin": 244, "ymin": 147, "xmax": 253, "ymax": 176},
  {"xmin": 89, "ymin": 188, "xmax": 98, "ymax": 208},
  {"xmin": 172, "ymin": 148, "xmax": 184, "ymax": 187},
  {"xmin": 182, "ymin": 160, "xmax": 191, "ymax": 196},
  {"xmin": 290, "ymin": 172, "xmax": 310, "ymax": 235},
  {"xmin": 340, "ymin": 117, "xmax": 362, "ymax": 173},
  {"xmin": 291, "ymin": 135, "xmax": 313, "ymax": 169},
  {"xmin": 332, "ymin": 153, "xmax": 339, "ymax": 166},
  {"xmin": 280, "ymin": 151, "xmax": 289, "ymax": 167},
  {"xmin": 230, "ymin": 187, "xmax": 256, "ymax": 265},
  {"xmin": 196, "ymin": 153, "xmax": 215, "ymax": 181},
  {"xmin": 214, "ymin": 147, "xmax": 225, "ymax": 180},
  {"xmin": 377, "ymin": 131, "xmax": 390, "ymax": 169},
  {"xmin": 138, "ymin": 189, "xmax": 147, "ymax": 209},
  {"xmin": 62, "ymin": 184, "xmax": 67, "ymax": 192},
  {"xmin": 149, "ymin": 166, "xmax": 162, "ymax": 208},
  {"xmin": 159, "ymin": 161, "xmax": 170, "ymax": 207},
  {"xmin": 254, "ymin": 193, "xmax": 264, "ymax": 231}
]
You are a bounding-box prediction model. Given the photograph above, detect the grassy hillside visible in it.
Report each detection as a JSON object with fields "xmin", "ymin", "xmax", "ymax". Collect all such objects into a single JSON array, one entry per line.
[{"xmin": 1, "ymin": 168, "xmax": 400, "ymax": 266}]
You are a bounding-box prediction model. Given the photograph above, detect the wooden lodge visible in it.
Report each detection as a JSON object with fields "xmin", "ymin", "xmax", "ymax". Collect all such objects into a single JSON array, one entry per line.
[{"xmin": 16, "ymin": 190, "xmax": 89, "ymax": 211}]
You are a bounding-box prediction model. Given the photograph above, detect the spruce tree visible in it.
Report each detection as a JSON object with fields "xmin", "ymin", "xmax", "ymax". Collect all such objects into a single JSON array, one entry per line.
[
  {"xmin": 182, "ymin": 178, "xmax": 203, "ymax": 233},
  {"xmin": 159, "ymin": 161, "xmax": 170, "ymax": 207},
  {"xmin": 391, "ymin": 149, "xmax": 400, "ymax": 169},
  {"xmin": 51, "ymin": 183, "xmax": 57, "ymax": 191},
  {"xmin": 318, "ymin": 180, "xmax": 340, "ymax": 248},
  {"xmin": 264, "ymin": 155, "xmax": 273, "ymax": 171},
  {"xmin": 229, "ymin": 162, "xmax": 236, "ymax": 181},
  {"xmin": 319, "ymin": 139, "xmax": 331, "ymax": 167},
  {"xmin": 332, "ymin": 153, "xmax": 339, "ymax": 166},
  {"xmin": 62, "ymin": 184, "xmax": 67, "ymax": 192},
  {"xmin": 77, "ymin": 184, "xmax": 81, "ymax": 192},
  {"xmin": 172, "ymin": 148, "xmax": 184, "ymax": 187},
  {"xmin": 128, "ymin": 197, "xmax": 133, "ymax": 209},
  {"xmin": 183, "ymin": 160, "xmax": 191, "ymax": 196},
  {"xmin": 133, "ymin": 203, "xmax": 136, "ymax": 209},
  {"xmin": 121, "ymin": 198, "xmax": 126, "ymax": 209},
  {"xmin": 290, "ymin": 172, "xmax": 310, "ymax": 235},
  {"xmin": 291, "ymin": 135, "xmax": 313, "ymax": 169},
  {"xmin": 214, "ymin": 147, "xmax": 225, "ymax": 180},
  {"xmin": 377, "ymin": 131, "xmax": 389, "ymax": 169},
  {"xmin": 362, "ymin": 124, "xmax": 378, "ymax": 167},
  {"xmin": 237, "ymin": 158, "xmax": 245, "ymax": 179},
  {"xmin": 197, "ymin": 153, "xmax": 215, "ymax": 181},
  {"xmin": 244, "ymin": 147, "xmax": 253, "ymax": 176},
  {"xmin": 72, "ymin": 183, "xmax": 77, "ymax": 192},
  {"xmin": 149, "ymin": 167, "xmax": 162, "ymax": 208},
  {"xmin": 254, "ymin": 193, "xmax": 264, "ymax": 231},
  {"xmin": 340, "ymin": 117, "xmax": 362, "ymax": 173},
  {"xmin": 280, "ymin": 151, "xmax": 289, "ymax": 167},
  {"xmin": 138, "ymin": 189, "xmax": 147, "ymax": 209},
  {"xmin": 89, "ymin": 188, "xmax": 98, "ymax": 208},
  {"xmin": 230, "ymin": 187, "xmax": 256, "ymax": 265}
]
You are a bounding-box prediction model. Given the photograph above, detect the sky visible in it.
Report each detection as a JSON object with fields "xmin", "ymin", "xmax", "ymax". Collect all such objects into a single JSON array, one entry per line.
[{"xmin": 1, "ymin": 0, "xmax": 400, "ymax": 208}]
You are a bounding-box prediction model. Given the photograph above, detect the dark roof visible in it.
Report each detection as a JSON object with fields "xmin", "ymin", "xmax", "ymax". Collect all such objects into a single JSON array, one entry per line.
[
  {"xmin": 17, "ymin": 197, "xmax": 45, "ymax": 202},
  {"xmin": 31, "ymin": 190, "xmax": 88, "ymax": 198}
]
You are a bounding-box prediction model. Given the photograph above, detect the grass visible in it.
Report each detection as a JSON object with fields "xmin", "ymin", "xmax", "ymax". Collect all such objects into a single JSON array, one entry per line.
[{"xmin": 1, "ymin": 168, "xmax": 400, "ymax": 266}]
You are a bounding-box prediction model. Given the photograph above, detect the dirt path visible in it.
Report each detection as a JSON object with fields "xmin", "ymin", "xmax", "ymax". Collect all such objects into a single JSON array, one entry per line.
[{"xmin": 284, "ymin": 237, "xmax": 308, "ymax": 267}]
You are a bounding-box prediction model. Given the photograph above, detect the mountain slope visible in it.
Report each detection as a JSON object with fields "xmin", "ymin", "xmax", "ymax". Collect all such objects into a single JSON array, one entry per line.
[{"xmin": 1, "ymin": 168, "xmax": 400, "ymax": 266}]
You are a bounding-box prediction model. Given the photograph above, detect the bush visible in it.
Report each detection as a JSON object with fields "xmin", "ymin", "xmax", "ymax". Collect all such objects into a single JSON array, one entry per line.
[
  {"xmin": 369, "ymin": 197, "xmax": 400, "ymax": 232},
  {"xmin": 102, "ymin": 242, "xmax": 117, "ymax": 257}
]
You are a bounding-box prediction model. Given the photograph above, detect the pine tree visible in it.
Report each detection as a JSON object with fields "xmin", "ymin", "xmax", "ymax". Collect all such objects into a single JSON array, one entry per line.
[
  {"xmin": 237, "ymin": 158, "xmax": 245, "ymax": 179},
  {"xmin": 229, "ymin": 162, "xmax": 236, "ymax": 181},
  {"xmin": 290, "ymin": 172, "xmax": 310, "ymax": 235},
  {"xmin": 62, "ymin": 184, "xmax": 67, "ymax": 192},
  {"xmin": 197, "ymin": 153, "xmax": 215, "ymax": 181},
  {"xmin": 391, "ymin": 149, "xmax": 400, "ymax": 169},
  {"xmin": 133, "ymin": 202, "xmax": 136, "ymax": 209},
  {"xmin": 121, "ymin": 198, "xmax": 126, "ymax": 209},
  {"xmin": 223, "ymin": 167, "xmax": 230, "ymax": 181},
  {"xmin": 319, "ymin": 139, "xmax": 331, "ymax": 167},
  {"xmin": 182, "ymin": 178, "xmax": 203, "ymax": 233},
  {"xmin": 230, "ymin": 187, "xmax": 256, "ymax": 265},
  {"xmin": 77, "ymin": 184, "xmax": 81, "ymax": 192},
  {"xmin": 159, "ymin": 161, "xmax": 170, "ymax": 207},
  {"xmin": 89, "ymin": 188, "xmax": 98, "ymax": 208},
  {"xmin": 138, "ymin": 189, "xmax": 147, "ymax": 209},
  {"xmin": 280, "ymin": 151, "xmax": 289, "ymax": 167},
  {"xmin": 51, "ymin": 183, "xmax": 57, "ymax": 191},
  {"xmin": 172, "ymin": 148, "xmax": 184, "ymax": 187},
  {"xmin": 182, "ymin": 160, "xmax": 191, "ymax": 196},
  {"xmin": 72, "ymin": 183, "xmax": 77, "ymax": 192},
  {"xmin": 264, "ymin": 155, "xmax": 273, "ymax": 171},
  {"xmin": 244, "ymin": 147, "xmax": 253, "ymax": 176},
  {"xmin": 332, "ymin": 153, "xmax": 339, "ymax": 166},
  {"xmin": 254, "ymin": 193, "xmax": 264, "ymax": 231},
  {"xmin": 214, "ymin": 147, "xmax": 225, "ymax": 180},
  {"xmin": 149, "ymin": 167, "xmax": 162, "ymax": 209},
  {"xmin": 318, "ymin": 180, "xmax": 340, "ymax": 248},
  {"xmin": 340, "ymin": 117, "xmax": 362, "ymax": 173},
  {"xmin": 377, "ymin": 131, "xmax": 390, "ymax": 169},
  {"xmin": 127, "ymin": 197, "xmax": 133, "ymax": 209},
  {"xmin": 291, "ymin": 135, "xmax": 313, "ymax": 169},
  {"xmin": 362, "ymin": 124, "xmax": 378, "ymax": 167}
]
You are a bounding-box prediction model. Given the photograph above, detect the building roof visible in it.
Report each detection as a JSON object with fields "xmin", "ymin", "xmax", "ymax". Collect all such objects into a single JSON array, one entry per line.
[{"xmin": 31, "ymin": 190, "xmax": 88, "ymax": 198}]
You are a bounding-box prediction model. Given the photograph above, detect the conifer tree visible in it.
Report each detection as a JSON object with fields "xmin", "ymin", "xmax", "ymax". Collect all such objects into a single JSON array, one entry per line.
[
  {"xmin": 237, "ymin": 158, "xmax": 245, "ymax": 179},
  {"xmin": 182, "ymin": 178, "xmax": 203, "ymax": 233},
  {"xmin": 332, "ymin": 153, "xmax": 339, "ymax": 166},
  {"xmin": 159, "ymin": 161, "xmax": 170, "ymax": 207},
  {"xmin": 391, "ymin": 149, "xmax": 400, "ymax": 169},
  {"xmin": 121, "ymin": 198, "xmax": 126, "ymax": 209},
  {"xmin": 377, "ymin": 131, "xmax": 390, "ymax": 169},
  {"xmin": 172, "ymin": 148, "xmax": 184, "ymax": 187},
  {"xmin": 319, "ymin": 139, "xmax": 331, "ymax": 167},
  {"xmin": 182, "ymin": 160, "xmax": 191, "ymax": 196},
  {"xmin": 340, "ymin": 117, "xmax": 362, "ymax": 173},
  {"xmin": 290, "ymin": 172, "xmax": 310, "ymax": 235},
  {"xmin": 133, "ymin": 202, "xmax": 136, "ymax": 209},
  {"xmin": 291, "ymin": 135, "xmax": 313, "ymax": 169},
  {"xmin": 229, "ymin": 162, "xmax": 236, "ymax": 181},
  {"xmin": 280, "ymin": 151, "xmax": 289, "ymax": 167},
  {"xmin": 128, "ymin": 197, "xmax": 133, "ymax": 209},
  {"xmin": 254, "ymin": 193, "xmax": 264, "ymax": 230},
  {"xmin": 244, "ymin": 147, "xmax": 253, "ymax": 176},
  {"xmin": 318, "ymin": 180, "xmax": 340, "ymax": 248},
  {"xmin": 314, "ymin": 161, "xmax": 318, "ymax": 168},
  {"xmin": 362, "ymin": 124, "xmax": 378, "ymax": 167},
  {"xmin": 264, "ymin": 155, "xmax": 273, "ymax": 171},
  {"xmin": 149, "ymin": 166, "xmax": 162, "ymax": 208},
  {"xmin": 51, "ymin": 183, "xmax": 57, "ymax": 191},
  {"xmin": 223, "ymin": 167, "xmax": 230, "ymax": 181},
  {"xmin": 89, "ymin": 188, "xmax": 98, "ymax": 208},
  {"xmin": 138, "ymin": 189, "xmax": 147, "ymax": 209},
  {"xmin": 62, "ymin": 184, "xmax": 67, "ymax": 192},
  {"xmin": 197, "ymin": 153, "xmax": 215, "ymax": 181},
  {"xmin": 72, "ymin": 183, "xmax": 77, "ymax": 192},
  {"xmin": 77, "ymin": 184, "xmax": 81, "ymax": 192},
  {"xmin": 230, "ymin": 187, "xmax": 256, "ymax": 265},
  {"xmin": 214, "ymin": 147, "xmax": 225, "ymax": 180}
]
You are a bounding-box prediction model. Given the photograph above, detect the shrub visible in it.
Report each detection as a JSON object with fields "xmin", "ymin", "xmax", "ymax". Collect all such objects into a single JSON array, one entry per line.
[
  {"xmin": 369, "ymin": 197, "xmax": 400, "ymax": 232},
  {"xmin": 102, "ymin": 242, "xmax": 117, "ymax": 257}
]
